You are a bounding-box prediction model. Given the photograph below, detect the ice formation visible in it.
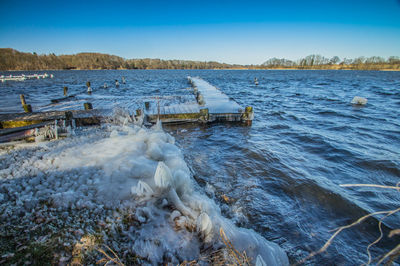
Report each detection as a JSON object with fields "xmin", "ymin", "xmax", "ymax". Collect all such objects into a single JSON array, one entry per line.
[
  {"xmin": 0, "ymin": 111, "xmax": 288, "ymax": 265},
  {"xmin": 351, "ymin": 96, "xmax": 368, "ymax": 105}
]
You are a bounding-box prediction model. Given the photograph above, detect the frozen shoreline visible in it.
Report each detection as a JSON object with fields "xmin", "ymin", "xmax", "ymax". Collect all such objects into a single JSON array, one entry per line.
[{"xmin": 0, "ymin": 113, "xmax": 288, "ymax": 265}]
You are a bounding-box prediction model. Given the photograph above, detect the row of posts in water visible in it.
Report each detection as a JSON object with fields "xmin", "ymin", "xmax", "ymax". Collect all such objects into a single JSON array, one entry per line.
[
  {"xmin": 20, "ymin": 77, "xmax": 128, "ymax": 113},
  {"xmin": 86, "ymin": 76, "xmax": 126, "ymax": 94},
  {"xmin": 19, "ymin": 93, "xmax": 93, "ymax": 113},
  {"xmin": 19, "ymin": 76, "xmax": 259, "ymax": 113}
]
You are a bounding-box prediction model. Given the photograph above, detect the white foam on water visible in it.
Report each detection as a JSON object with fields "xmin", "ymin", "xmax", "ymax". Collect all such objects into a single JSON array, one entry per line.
[{"xmin": 0, "ymin": 112, "xmax": 288, "ymax": 265}]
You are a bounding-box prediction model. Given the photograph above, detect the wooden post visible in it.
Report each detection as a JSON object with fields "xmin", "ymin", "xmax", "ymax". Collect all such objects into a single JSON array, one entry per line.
[
  {"xmin": 86, "ymin": 81, "xmax": 92, "ymax": 94},
  {"xmin": 136, "ymin": 109, "xmax": 142, "ymax": 116},
  {"xmin": 145, "ymin": 101, "xmax": 150, "ymax": 110},
  {"xmin": 199, "ymin": 108, "xmax": 209, "ymax": 122},
  {"xmin": 84, "ymin": 102, "xmax": 93, "ymax": 110},
  {"xmin": 65, "ymin": 111, "xmax": 73, "ymax": 127},
  {"xmin": 244, "ymin": 106, "xmax": 253, "ymax": 126},
  {"xmin": 20, "ymin": 94, "xmax": 32, "ymax": 113},
  {"xmin": 198, "ymin": 94, "xmax": 205, "ymax": 105},
  {"xmin": 63, "ymin": 86, "xmax": 68, "ymax": 96},
  {"xmin": 20, "ymin": 94, "xmax": 26, "ymax": 105},
  {"xmin": 245, "ymin": 106, "xmax": 253, "ymax": 113}
]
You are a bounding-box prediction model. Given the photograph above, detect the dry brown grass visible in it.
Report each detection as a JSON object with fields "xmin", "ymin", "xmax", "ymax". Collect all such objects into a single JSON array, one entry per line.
[
  {"xmin": 178, "ymin": 227, "xmax": 253, "ymax": 265},
  {"xmin": 96, "ymin": 245, "xmax": 124, "ymax": 266},
  {"xmin": 219, "ymin": 228, "xmax": 251, "ymax": 266},
  {"xmin": 71, "ymin": 235, "xmax": 124, "ymax": 266}
]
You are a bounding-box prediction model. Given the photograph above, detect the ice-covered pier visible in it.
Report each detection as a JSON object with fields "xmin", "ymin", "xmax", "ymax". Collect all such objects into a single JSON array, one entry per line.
[
  {"xmin": 0, "ymin": 77, "xmax": 253, "ymax": 143},
  {"xmin": 0, "ymin": 73, "xmax": 54, "ymax": 82},
  {"xmin": 145, "ymin": 77, "xmax": 253, "ymax": 125}
]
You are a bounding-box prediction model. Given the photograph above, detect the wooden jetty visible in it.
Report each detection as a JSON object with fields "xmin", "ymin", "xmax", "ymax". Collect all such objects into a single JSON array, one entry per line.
[
  {"xmin": 0, "ymin": 73, "xmax": 54, "ymax": 82},
  {"xmin": 0, "ymin": 77, "xmax": 253, "ymax": 143},
  {"xmin": 145, "ymin": 77, "xmax": 254, "ymax": 125}
]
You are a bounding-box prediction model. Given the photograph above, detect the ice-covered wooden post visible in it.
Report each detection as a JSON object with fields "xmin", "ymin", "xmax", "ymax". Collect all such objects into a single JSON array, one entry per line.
[
  {"xmin": 86, "ymin": 81, "xmax": 92, "ymax": 95},
  {"xmin": 199, "ymin": 108, "xmax": 209, "ymax": 122},
  {"xmin": 243, "ymin": 106, "xmax": 253, "ymax": 126},
  {"xmin": 65, "ymin": 111, "xmax": 73, "ymax": 127},
  {"xmin": 20, "ymin": 94, "xmax": 32, "ymax": 113}
]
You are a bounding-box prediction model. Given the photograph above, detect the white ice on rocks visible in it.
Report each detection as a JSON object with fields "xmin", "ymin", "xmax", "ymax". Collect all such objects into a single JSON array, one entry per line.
[{"xmin": 0, "ymin": 112, "xmax": 288, "ymax": 265}]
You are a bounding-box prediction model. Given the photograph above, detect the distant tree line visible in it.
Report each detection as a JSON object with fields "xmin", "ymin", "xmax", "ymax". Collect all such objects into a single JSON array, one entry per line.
[
  {"xmin": 261, "ymin": 54, "xmax": 400, "ymax": 70},
  {"xmin": 0, "ymin": 48, "xmax": 399, "ymax": 71},
  {"xmin": 0, "ymin": 48, "xmax": 240, "ymax": 70}
]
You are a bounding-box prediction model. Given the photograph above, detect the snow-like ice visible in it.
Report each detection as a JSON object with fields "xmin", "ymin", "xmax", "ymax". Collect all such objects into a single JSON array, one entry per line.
[{"xmin": 0, "ymin": 111, "xmax": 288, "ymax": 265}]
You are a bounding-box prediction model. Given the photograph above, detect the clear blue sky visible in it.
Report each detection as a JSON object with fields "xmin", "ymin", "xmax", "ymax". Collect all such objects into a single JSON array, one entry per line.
[{"xmin": 1, "ymin": 0, "xmax": 400, "ymax": 64}]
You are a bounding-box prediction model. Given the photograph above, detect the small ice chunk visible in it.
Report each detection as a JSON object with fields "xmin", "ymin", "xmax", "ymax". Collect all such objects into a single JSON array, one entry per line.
[
  {"xmin": 256, "ymin": 255, "xmax": 267, "ymax": 266},
  {"xmin": 161, "ymin": 198, "xmax": 168, "ymax": 207},
  {"xmin": 132, "ymin": 181, "xmax": 154, "ymax": 197},
  {"xmin": 175, "ymin": 216, "xmax": 188, "ymax": 229},
  {"xmin": 196, "ymin": 212, "xmax": 213, "ymax": 242},
  {"xmin": 351, "ymin": 96, "xmax": 367, "ymax": 105},
  {"xmin": 35, "ymin": 135, "xmax": 46, "ymax": 142},
  {"xmin": 170, "ymin": 210, "xmax": 181, "ymax": 221},
  {"xmin": 152, "ymin": 119, "xmax": 163, "ymax": 131},
  {"xmin": 154, "ymin": 162, "xmax": 172, "ymax": 189}
]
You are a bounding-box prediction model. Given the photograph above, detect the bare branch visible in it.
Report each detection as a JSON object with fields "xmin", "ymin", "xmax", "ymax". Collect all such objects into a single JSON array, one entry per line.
[
  {"xmin": 298, "ymin": 207, "xmax": 400, "ymax": 264},
  {"xmin": 376, "ymin": 244, "xmax": 400, "ymax": 265},
  {"xmin": 340, "ymin": 184, "xmax": 400, "ymax": 191}
]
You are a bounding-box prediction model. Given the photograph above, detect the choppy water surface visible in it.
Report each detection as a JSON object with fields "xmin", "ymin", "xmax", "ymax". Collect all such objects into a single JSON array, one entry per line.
[{"xmin": 1, "ymin": 70, "xmax": 400, "ymax": 264}]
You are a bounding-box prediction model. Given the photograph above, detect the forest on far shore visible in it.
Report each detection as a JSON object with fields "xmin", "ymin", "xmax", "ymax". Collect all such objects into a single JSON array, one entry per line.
[{"xmin": 1, "ymin": 48, "xmax": 399, "ymax": 71}]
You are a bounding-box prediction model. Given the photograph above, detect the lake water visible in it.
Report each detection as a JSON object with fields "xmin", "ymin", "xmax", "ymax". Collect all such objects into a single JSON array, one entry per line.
[{"xmin": 1, "ymin": 69, "xmax": 399, "ymax": 264}]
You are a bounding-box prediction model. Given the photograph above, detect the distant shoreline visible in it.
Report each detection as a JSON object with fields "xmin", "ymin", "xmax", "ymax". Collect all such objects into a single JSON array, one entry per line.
[
  {"xmin": 0, "ymin": 68, "xmax": 400, "ymax": 72},
  {"xmin": 1, "ymin": 48, "xmax": 399, "ymax": 72}
]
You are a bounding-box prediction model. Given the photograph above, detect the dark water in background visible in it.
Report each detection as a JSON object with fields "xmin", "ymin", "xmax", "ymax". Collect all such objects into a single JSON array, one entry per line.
[{"xmin": 1, "ymin": 70, "xmax": 400, "ymax": 264}]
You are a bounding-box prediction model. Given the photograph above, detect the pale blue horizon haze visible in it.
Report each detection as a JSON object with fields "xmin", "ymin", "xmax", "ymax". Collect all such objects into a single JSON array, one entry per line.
[{"xmin": 0, "ymin": 0, "xmax": 400, "ymax": 65}]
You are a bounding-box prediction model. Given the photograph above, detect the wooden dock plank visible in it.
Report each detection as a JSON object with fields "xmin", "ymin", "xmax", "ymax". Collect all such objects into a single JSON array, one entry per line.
[
  {"xmin": 188, "ymin": 76, "xmax": 243, "ymax": 114},
  {"xmin": 0, "ymin": 110, "xmax": 106, "ymax": 129}
]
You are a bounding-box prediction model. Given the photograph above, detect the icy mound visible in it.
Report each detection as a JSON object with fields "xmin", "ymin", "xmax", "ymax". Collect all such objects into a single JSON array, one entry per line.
[
  {"xmin": 351, "ymin": 96, "xmax": 368, "ymax": 105},
  {"xmin": 0, "ymin": 116, "xmax": 288, "ymax": 265}
]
